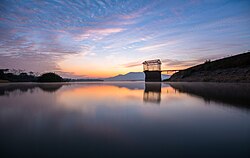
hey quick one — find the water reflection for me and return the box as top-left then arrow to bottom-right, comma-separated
0,82 -> 250,158
169,82 -> 250,110
0,83 -> 63,95
143,83 -> 161,104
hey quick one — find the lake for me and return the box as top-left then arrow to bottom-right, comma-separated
0,82 -> 250,158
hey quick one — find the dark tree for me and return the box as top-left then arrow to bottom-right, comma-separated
0,69 -> 9,80
37,73 -> 63,82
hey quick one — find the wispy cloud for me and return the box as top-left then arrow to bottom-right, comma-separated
75,28 -> 125,41
0,0 -> 250,77
123,61 -> 142,68
54,70 -> 88,79
162,58 -> 203,69
137,43 -> 167,51
123,58 -> 202,70
137,40 -> 179,51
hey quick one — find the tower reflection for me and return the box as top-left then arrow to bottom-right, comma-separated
143,83 -> 162,104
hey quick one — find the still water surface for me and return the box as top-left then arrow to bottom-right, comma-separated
0,82 -> 250,158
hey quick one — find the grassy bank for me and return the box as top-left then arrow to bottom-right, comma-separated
166,52 -> 250,82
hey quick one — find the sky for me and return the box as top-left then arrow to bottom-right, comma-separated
0,0 -> 250,78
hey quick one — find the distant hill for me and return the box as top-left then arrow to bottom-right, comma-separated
167,52 -> 250,82
105,72 -> 170,81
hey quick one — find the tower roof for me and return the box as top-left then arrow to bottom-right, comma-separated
142,59 -> 161,65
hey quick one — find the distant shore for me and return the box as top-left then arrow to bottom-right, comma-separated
0,80 -> 9,83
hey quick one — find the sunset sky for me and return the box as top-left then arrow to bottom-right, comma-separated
0,0 -> 250,78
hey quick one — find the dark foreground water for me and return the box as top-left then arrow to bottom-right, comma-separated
0,82 -> 250,158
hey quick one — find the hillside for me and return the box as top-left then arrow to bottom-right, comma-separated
167,52 -> 250,82
105,72 -> 170,81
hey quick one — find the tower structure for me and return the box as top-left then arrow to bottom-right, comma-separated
142,59 -> 162,82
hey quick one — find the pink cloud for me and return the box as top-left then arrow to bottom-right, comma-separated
123,61 -> 141,68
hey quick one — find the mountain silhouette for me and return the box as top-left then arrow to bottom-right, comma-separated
105,72 -> 170,81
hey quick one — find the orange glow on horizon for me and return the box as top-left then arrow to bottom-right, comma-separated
58,52 -> 193,78
60,65 -> 192,78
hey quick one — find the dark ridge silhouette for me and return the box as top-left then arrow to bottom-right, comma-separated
169,82 -> 250,110
167,52 -> 250,82
0,69 -> 37,82
0,69 -> 102,83
37,73 -> 63,82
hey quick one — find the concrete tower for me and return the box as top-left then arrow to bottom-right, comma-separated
142,59 -> 162,82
